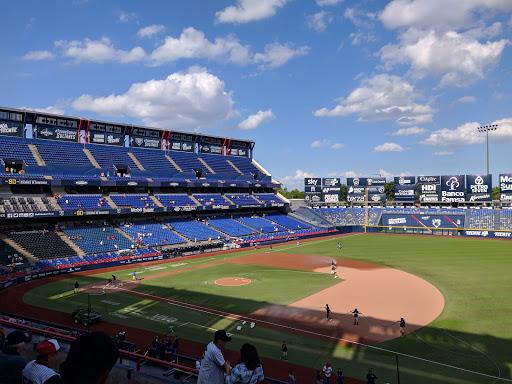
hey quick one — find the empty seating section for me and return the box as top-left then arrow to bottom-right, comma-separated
0,240 -> 27,266
238,228 -> 327,243
254,194 -> 285,204
8,230 -> 77,259
265,213 -> 311,229
35,141 -> 91,165
207,216 -> 254,236
165,218 -> 226,241
235,215 -> 285,233
200,154 -> 238,173
193,194 -> 230,206
87,145 -> 137,169
0,137 -> 37,165
469,209 -> 494,229
120,222 -> 186,246
131,149 -> 176,170
314,208 -> 359,226
167,151 -> 206,172
110,194 -> 156,208
62,226 -> 133,253
57,195 -> 109,210
228,157 -> 260,175
226,194 -> 260,205
155,194 -> 196,207
0,196 -> 55,213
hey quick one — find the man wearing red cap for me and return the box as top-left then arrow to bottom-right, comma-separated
22,339 -> 61,384
323,362 -> 333,383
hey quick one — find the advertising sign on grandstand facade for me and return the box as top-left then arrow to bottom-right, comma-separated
0,121 -> 24,138
90,132 -> 124,146
169,140 -> 194,152
228,147 -> 248,157
132,136 -> 161,149
466,175 -> 492,201
440,175 -> 466,202
499,174 -> 512,202
200,144 -> 223,155
36,125 -> 79,143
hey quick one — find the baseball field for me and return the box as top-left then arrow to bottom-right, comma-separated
15,233 -> 512,383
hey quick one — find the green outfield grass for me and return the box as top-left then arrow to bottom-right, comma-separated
23,234 -> 512,383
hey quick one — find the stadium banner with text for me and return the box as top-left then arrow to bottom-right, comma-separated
305,193 -> 322,203
60,179 -> 102,187
440,175 -> 465,202
365,177 -> 386,186
322,178 -> 341,187
115,180 -> 149,187
0,121 -> 24,137
499,174 -> 512,198
466,193 -> 492,202
1,177 -> 50,186
367,186 -> 386,194
158,180 -> 188,187
169,140 -> 195,152
394,176 -> 415,186
305,185 -> 322,193
382,214 -> 465,229
500,193 -> 512,202
228,147 -> 249,157
323,193 -> 340,203
347,177 -> 367,186
464,230 -> 512,238
347,195 -> 365,202
466,175 -> 492,197
131,136 -> 161,149
200,144 -> 223,155
417,176 -> 441,184
36,125 -> 79,143
368,193 -> 386,203
418,184 -> 440,194
347,186 -> 366,194
89,132 -> 124,146
347,177 -> 386,186
394,185 -> 415,201
304,177 -> 322,187
419,194 -> 439,202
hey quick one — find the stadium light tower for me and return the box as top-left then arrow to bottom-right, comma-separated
477,124 -> 498,175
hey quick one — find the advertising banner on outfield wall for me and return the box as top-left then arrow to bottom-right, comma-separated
368,193 -> 386,202
499,174 -> 512,195
382,214 -> 464,229
322,178 -> 341,187
0,121 -> 24,137
418,184 -> 440,194
304,178 -> 322,187
418,176 -> 441,184
419,194 -> 439,202
466,175 -> 492,195
323,193 -> 340,203
305,185 -> 321,193
305,193 -> 322,203
367,186 -> 386,194
440,175 -> 465,202
394,185 -> 415,201
394,176 -> 415,185
466,193 -> 492,202
500,193 -> 512,202
347,195 -> 365,202
347,177 -> 367,186
347,177 -> 386,186
347,186 -> 365,194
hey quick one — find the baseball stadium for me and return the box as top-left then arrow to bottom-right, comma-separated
0,106 -> 511,384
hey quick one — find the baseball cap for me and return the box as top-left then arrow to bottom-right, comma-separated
36,339 -> 60,355
5,330 -> 30,346
214,330 -> 232,342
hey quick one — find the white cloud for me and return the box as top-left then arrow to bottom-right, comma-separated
331,143 -> 344,149
380,0 -> 512,30
216,0 -> 289,24
455,96 -> 476,103
311,138 -> 331,148
492,118 -> 512,143
433,151 -> 453,156
56,37 -> 145,64
253,42 -> 309,69
238,109 -> 275,130
137,25 -> 166,38
378,169 -> 412,178
349,31 -> 378,45
306,11 -> 332,33
379,29 -> 510,87
420,121 -> 483,146
316,0 -> 343,6
72,67 -> 235,130
21,104 -> 66,115
22,50 -> 55,61
278,169 -> 316,189
344,7 -> 374,28
149,27 -> 251,66
392,126 -> 427,136
314,74 -> 433,126
119,11 -> 137,23
374,142 -> 404,152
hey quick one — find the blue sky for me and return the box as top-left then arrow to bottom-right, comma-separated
1,0 -> 511,189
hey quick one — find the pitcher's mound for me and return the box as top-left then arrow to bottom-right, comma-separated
215,277 -> 251,286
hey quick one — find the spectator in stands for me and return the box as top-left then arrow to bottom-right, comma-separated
60,331 -> 118,384
0,326 -> 5,348
0,330 -> 30,384
226,343 -> 264,384
323,362 -> 332,383
172,335 -> 179,354
197,330 -> 232,384
22,339 -> 61,384
288,370 -> 296,384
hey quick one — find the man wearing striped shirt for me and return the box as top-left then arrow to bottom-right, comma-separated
22,339 -> 61,384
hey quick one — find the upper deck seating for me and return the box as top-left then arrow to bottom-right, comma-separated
164,218 -> 226,241
155,194 -> 197,207
119,221 -> 186,246
253,194 -> 285,204
0,137 -> 37,165
87,145 -> 137,169
225,194 -> 260,205
35,141 -> 91,166
265,213 -> 311,229
57,195 -> 109,210
63,226 -> 133,253
207,216 -> 254,236
131,149 -> 177,170
193,194 -> 231,206
199,154 -> 238,173
235,215 -> 286,233
167,151 -> 207,172
110,194 -> 157,208
8,230 -> 77,260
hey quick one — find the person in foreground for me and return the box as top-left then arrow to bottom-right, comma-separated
0,330 -> 30,384
60,332 -> 119,384
22,339 -> 61,384
226,343 -> 264,384
197,329 -> 232,384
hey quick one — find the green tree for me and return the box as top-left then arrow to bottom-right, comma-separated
289,189 -> 305,199
492,186 -> 500,201
385,181 -> 395,201
340,184 -> 347,201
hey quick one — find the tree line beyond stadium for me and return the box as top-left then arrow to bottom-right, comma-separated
304,175 -> 512,203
